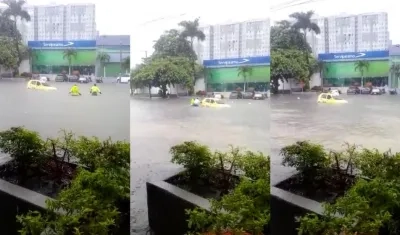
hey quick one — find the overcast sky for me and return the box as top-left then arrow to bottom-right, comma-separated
6,0 -> 396,67
271,0 -> 397,42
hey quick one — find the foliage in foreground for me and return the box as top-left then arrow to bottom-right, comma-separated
0,126 -> 130,235
169,141 -> 270,234
281,141 -> 400,235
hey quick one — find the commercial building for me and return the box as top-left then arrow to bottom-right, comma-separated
318,51 -> 389,87
28,40 -> 97,75
0,3 -> 96,44
193,19 -> 270,92
389,45 -> 400,88
27,35 -> 130,77
203,56 -> 270,92
307,12 -> 389,56
96,35 -> 130,77
193,19 -> 270,61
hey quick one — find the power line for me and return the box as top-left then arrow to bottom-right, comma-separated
271,0 -> 327,12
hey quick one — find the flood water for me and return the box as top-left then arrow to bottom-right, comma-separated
271,93 -> 400,184
130,97 -> 269,234
0,80 -> 129,140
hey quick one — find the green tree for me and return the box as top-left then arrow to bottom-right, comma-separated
0,10 -> 20,38
153,29 -> 195,59
290,11 -> 320,81
179,18 -> 206,89
63,48 -> 77,75
354,60 -> 370,87
270,49 -> 309,93
0,37 -> 18,75
122,56 -> 130,71
131,57 -> 192,98
2,0 -> 31,72
390,63 -> 400,88
237,66 -> 253,92
271,20 -> 311,52
96,52 -> 110,77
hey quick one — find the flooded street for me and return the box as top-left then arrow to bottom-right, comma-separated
271,93 -> 400,184
0,80 -> 129,140
130,97 -> 269,234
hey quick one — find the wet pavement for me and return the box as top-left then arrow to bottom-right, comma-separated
130,97 -> 269,234
0,80 -> 129,140
271,93 -> 400,184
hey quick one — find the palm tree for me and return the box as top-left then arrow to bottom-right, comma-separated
96,52 -> 110,77
354,60 -> 370,87
63,48 -> 77,75
179,18 -> 206,88
290,11 -> 320,81
2,0 -> 31,72
390,63 -> 400,88
237,66 -> 253,92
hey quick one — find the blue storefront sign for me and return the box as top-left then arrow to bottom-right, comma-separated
28,40 -> 96,48
318,50 -> 389,61
203,56 -> 270,67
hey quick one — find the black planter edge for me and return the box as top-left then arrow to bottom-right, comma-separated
0,178 -> 53,209
270,172 -> 324,235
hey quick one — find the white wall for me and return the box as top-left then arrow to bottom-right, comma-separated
278,74 -> 322,90
19,59 -> 30,73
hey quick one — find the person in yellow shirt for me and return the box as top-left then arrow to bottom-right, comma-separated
90,84 -> 101,95
69,84 -> 81,96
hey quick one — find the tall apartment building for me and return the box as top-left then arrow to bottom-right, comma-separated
307,12 -> 389,55
0,3 -> 96,43
193,18 -> 270,62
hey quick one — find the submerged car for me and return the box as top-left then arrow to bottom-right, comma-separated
371,87 -> 382,95
229,91 -> 242,99
317,93 -> 348,104
253,92 -> 265,100
360,87 -> 371,94
55,74 -> 68,82
201,98 -> 230,108
27,80 -> 57,91
347,86 -> 360,95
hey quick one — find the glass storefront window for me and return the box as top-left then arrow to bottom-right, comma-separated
324,77 -> 388,87
207,82 -> 269,92
32,65 -> 95,75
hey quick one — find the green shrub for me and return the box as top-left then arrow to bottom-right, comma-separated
15,130 -> 130,235
185,145 -> 270,235
0,127 -> 45,179
170,141 -> 214,180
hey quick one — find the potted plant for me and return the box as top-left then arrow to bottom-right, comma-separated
147,141 -> 270,235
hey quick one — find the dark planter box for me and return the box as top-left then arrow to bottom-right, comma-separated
0,159 -> 130,235
147,173 -> 270,235
270,173 -> 324,235
0,177 -> 51,235
271,173 -> 390,235
147,180 -> 212,235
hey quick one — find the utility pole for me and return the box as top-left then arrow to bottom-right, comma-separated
119,39 -> 123,75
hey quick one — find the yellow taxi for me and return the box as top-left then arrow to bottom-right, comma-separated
201,98 -> 230,108
317,93 -> 348,104
27,80 -> 57,91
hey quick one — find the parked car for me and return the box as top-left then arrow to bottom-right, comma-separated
116,74 -> 130,83
96,77 -> 104,83
360,87 -> 371,94
347,86 -> 360,94
79,76 -> 90,83
379,87 -> 386,94
229,91 -> 242,99
242,92 -> 254,99
68,75 -> 79,83
253,92 -> 265,100
214,93 -> 224,99
55,74 -> 68,82
371,87 -> 382,95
